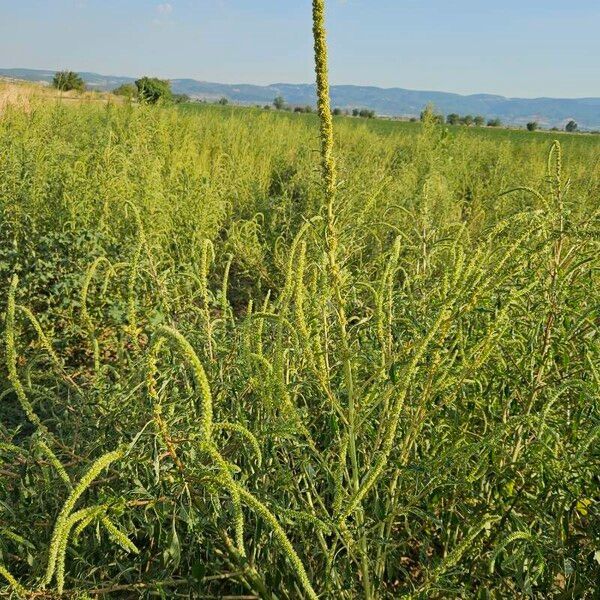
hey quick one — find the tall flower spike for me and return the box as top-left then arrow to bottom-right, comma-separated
312,0 -> 337,201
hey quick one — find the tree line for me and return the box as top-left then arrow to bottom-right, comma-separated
50,71 -> 583,132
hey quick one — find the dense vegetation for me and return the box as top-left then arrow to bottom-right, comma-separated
52,71 -> 86,93
0,82 -> 599,598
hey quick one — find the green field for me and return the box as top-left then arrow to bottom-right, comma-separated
0,98 -> 599,598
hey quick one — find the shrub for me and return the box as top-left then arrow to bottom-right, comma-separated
527,121 -> 539,131
112,83 -> 137,100
52,71 -> 85,92
173,93 -> 190,104
135,77 -> 173,104
565,120 -> 578,133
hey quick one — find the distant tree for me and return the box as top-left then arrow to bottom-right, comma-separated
294,106 -> 304,113
352,108 -> 360,117
332,107 -> 342,116
304,105 -> 313,113
461,114 -> 474,126
173,93 -> 190,104
409,117 -> 418,122
52,70 -> 85,92
565,120 -> 578,133
273,95 -> 285,110
446,113 -> 460,125
474,115 -> 485,127
526,121 -> 539,131
112,83 -> 137,100
487,118 -> 502,127
263,104 -> 271,110
359,109 -> 375,118
216,97 -> 228,105
135,77 -> 172,104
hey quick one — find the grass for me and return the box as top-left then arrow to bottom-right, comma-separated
0,22 -> 599,597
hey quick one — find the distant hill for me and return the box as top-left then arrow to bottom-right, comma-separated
2,67 -> 599,130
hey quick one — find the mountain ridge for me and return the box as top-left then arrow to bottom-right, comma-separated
2,67 -> 599,129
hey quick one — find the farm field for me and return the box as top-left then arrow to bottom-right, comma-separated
0,90 -> 599,599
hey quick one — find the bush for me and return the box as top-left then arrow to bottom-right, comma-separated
565,120 -> 578,133
527,121 -> 539,131
52,71 -> 85,92
112,83 -> 137,100
487,118 -> 502,127
447,113 -> 460,125
135,77 -> 173,105
273,95 -> 285,110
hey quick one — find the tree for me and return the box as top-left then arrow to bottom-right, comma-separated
52,70 -> 85,92
446,113 -> 460,125
173,94 -> 190,104
218,97 -> 229,105
474,115 -> 485,127
565,120 -> 578,133
273,95 -> 285,110
332,107 -> 342,116
526,121 -> 539,131
352,108 -> 360,117
487,118 -> 502,127
112,83 -> 137,100
461,114 -> 474,126
135,77 -> 172,104
359,109 -> 375,118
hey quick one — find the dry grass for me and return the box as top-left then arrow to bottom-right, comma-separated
0,78 -> 124,114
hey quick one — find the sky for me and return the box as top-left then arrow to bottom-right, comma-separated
1,0 -> 599,99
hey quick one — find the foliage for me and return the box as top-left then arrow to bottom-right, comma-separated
527,121 -> 539,131
135,76 -> 173,105
0,33 -> 599,600
566,119 -> 578,133
112,83 -> 137,100
52,70 -> 85,92
420,104 -> 444,124
273,95 -> 286,110
447,113 -> 460,125
173,93 -> 190,104
488,117 -> 502,127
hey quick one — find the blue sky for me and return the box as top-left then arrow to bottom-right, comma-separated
1,0 -> 599,98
